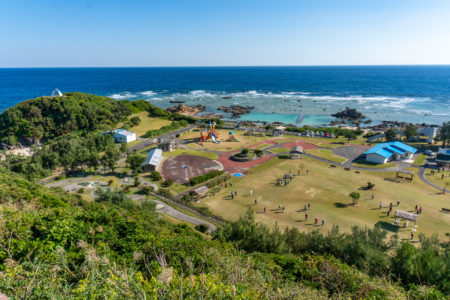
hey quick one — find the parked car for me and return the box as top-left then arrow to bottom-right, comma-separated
424,150 -> 435,156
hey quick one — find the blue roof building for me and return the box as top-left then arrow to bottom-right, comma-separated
364,142 -> 417,164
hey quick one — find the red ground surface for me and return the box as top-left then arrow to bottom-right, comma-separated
161,155 -> 223,183
283,141 -> 317,150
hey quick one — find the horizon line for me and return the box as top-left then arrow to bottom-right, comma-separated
1,64 -> 450,69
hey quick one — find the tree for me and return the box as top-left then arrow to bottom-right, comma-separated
102,146 -> 121,172
403,124 -> 418,141
343,131 -> 357,142
384,129 -> 396,142
130,116 -> 141,126
438,121 -> 450,146
126,154 -> 145,174
349,192 -> 360,205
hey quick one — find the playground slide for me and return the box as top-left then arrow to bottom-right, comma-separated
211,133 -> 220,143
233,137 -> 239,142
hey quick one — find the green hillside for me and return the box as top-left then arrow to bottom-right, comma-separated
0,167 -> 441,299
0,92 -> 131,144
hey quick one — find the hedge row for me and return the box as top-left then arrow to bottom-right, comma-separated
189,170 -> 224,186
144,120 -> 189,138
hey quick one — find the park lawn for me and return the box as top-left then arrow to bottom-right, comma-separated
309,142 -> 346,149
180,129 -> 269,151
269,147 -> 290,154
251,142 -> 273,150
162,149 -> 219,160
413,154 -> 427,166
352,159 -> 397,169
195,155 -> 450,241
168,182 -> 190,195
425,169 -> 450,189
118,111 -> 172,137
306,149 -> 347,164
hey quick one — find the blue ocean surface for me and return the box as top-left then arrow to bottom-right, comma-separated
0,66 -> 449,126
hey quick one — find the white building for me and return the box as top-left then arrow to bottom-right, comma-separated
364,141 -> 417,164
417,127 -> 439,144
114,129 -> 136,143
142,148 -> 163,172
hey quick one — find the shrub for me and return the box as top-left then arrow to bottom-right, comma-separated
189,170 -> 224,186
254,149 -> 264,157
150,171 -> 162,181
366,182 -> 375,189
157,188 -> 174,199
95,188 -> 129,205
78,188 -> 85,193
134,177 -> 141,187
349,192 -> 361,205
107,179 -> 114,186
163,178 -> 174,187
141,185 -> 155,195
241,148 -> 250,155
195,224 -> 209,233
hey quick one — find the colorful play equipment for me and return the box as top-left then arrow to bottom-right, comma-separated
228,130 -> 239,142
200,121 -> 220,144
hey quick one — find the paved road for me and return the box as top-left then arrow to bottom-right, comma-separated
128,124 -> 196,153
127,195 -> 217,232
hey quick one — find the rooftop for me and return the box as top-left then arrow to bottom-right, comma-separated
115,129 -> 135,137
143,148 -> 162,166
364,141 -> 417,158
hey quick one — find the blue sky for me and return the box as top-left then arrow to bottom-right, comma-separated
1,0 -> 450,67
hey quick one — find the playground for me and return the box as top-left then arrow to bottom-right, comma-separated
195,155 -> 450,240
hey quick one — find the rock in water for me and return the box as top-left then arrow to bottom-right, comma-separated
331,107 -> 365,120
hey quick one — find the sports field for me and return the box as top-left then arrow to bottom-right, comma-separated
196,156 -> 450,240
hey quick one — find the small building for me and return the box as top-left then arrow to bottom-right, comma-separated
417,127 -> 439,144
436,148 -> 450,168
272,126 -> 285,137
142,148 -> 163,172
290,145 -> 304,159
114,129 -> 136,143
192,185 -> 209,198
158,138 -> 175,152
364,141 -> 417,164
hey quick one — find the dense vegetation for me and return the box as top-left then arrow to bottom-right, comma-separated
0,168 -> 443,299
1,132 -> 124,179
143,120 -> 189,138
0,92 -> 132,144
189,170 -> 224,186
215,209 -> 449,297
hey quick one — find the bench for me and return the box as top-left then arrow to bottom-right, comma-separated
330,165 -> 336,168
442,208 -> 450,213
344,167 -> 351,171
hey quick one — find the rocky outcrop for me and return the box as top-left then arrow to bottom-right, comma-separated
331,107 -> 365,120
218,105 -> 255,118
166,104 -> 205,116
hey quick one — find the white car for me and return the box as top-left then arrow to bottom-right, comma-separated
424,150 -> 434,156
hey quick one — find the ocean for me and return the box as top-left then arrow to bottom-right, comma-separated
0,66 -> 449,126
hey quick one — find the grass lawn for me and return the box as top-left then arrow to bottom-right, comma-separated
181,129 -> 268,151
352,159 -> 397,169
269,147 -> 290,154
252,142 -> 273,150
306,149 -> 347,164
163,149 -> 219,160
413,154 -> 427,166
310,142 -> 346,149
118,111 -> 171,137
195,156 -> 450,240
425,169 -> 450,189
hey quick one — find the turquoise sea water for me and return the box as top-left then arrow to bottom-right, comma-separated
1,66 -> 449,126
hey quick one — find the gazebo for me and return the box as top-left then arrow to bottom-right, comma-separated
290,146 -> 304,159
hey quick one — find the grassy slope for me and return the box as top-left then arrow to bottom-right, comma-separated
425,169 -> 450,189
0,167 -> 411,299
119,111 -> 171,137
196,156 -> 450,240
